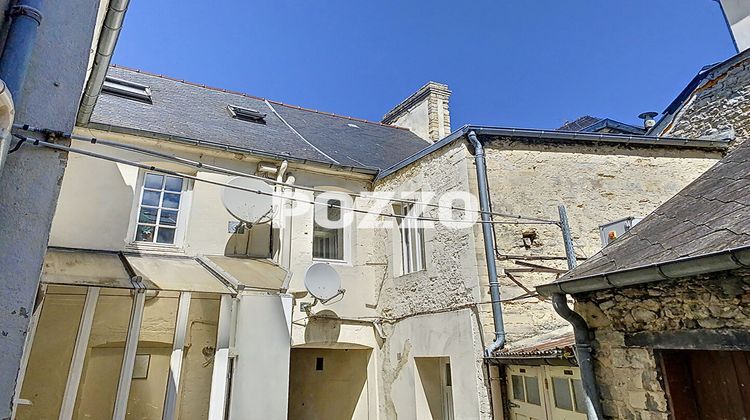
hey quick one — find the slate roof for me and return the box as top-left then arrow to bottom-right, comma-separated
87,66 -> 430,170
549,138 -> 750,284
557,115 -> 602,132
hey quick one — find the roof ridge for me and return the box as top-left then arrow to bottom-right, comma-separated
109,64 -> 411,131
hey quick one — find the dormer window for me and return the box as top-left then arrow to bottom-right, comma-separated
102,77 -> 152,103
228,104 -> 266,124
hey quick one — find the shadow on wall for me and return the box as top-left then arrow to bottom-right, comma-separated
304,310 -> 342,345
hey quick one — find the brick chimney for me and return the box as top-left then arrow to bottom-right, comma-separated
717,0 -> 750,52
382,82 -> 451,143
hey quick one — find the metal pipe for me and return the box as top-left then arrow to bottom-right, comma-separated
552,293 -> 603,419
467,131 -> 506,355
0,0 -> 41,176
556,204 -> 603,419
76,0 -> 130,125
0,0 -> 43,101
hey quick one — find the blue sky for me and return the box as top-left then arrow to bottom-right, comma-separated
113,1 -> 736,130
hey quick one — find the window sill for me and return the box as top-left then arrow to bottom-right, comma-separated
126,242 -> 185,256
312,258 -> 351,267
396,268 -> 427,278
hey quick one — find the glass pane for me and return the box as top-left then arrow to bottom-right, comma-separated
511,375 -> 525,402
73,289 -> 133,419
164,176 -> 183,192
313,227 -> 343,260
177,295 -> 221,419
156,227 -> 176,244
525,376 -> 541,405
136,224 -> 155,242
573,378 -> 587,413
142,190 -> 161,206
138,207 -> 158,224
125,292 -> 179,419
327,199 -> 341,222
160,210 -> 178,226
16,290 -> 86,420
144,173 -> 164,189
162,192 -> 181,209
552,377 -> 574,411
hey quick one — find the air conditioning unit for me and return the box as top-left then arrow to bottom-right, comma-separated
599,217 -> 642,247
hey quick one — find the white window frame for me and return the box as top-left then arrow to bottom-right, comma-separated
395,201 -> 426,275
311,193 -> 352,264
128,170 -> 192,248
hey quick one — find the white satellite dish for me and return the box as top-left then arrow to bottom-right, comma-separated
304,263 -> 344,302
222,177 -> 275,225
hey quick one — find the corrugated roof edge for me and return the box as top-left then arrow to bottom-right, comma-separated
107,64 -> 412,131
536,244 -> 750,297
85,122 -> 380,175
374,125 -> 730,181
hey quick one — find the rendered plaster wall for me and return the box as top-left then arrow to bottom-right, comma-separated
662,54 -> 750,143
478,141 -> 721,347
0,0 -> 101,414
574,270 -> 750,419
390,100 -> 430,141
373,143 -> 492,419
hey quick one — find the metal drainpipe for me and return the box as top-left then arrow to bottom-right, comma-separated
76,0 -> 130,125
467,131 -> 506,355
0,0 -> 42,176
556,205 -> 603,419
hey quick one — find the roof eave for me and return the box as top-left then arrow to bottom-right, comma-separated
537,245 -> 750,297
84,122 -> 380,176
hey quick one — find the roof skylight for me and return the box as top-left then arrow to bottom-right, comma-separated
228,105 -> 266,124
101,76 -> 152,103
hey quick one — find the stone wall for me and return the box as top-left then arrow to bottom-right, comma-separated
662,55 -> 750,144
478,140 -> 721,347
574,270 -> 750,419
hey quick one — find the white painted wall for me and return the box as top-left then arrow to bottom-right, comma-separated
229,293 -> 293,420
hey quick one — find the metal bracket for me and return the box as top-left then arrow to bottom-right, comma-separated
8,5 -> 42,25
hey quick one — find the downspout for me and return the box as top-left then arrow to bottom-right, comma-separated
76,0 -> 130,125
555,205 -> 603,419
276,160 -> 294,270
551,294 -> 603,419
0,0 -> 42,175
467,131 -> 506,355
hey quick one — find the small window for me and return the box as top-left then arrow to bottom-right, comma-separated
315,357 -> 324,371
395,202 -> 426,275
227,104 -> 266,124
313,196 -> 347,261
572,378 -> 587,413
524,376 -> 541,405
511,375 -> 525,401
102,77 -> 152,103
134,172 -> 187,245
552,377 -> 574,411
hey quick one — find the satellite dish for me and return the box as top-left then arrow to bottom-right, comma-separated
304,263 -> 343,302
222,177 -> 275,225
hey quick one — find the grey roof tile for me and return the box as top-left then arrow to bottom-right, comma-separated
88,66 -> 430,170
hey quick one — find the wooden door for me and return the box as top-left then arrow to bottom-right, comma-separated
506,365 -> 548,420
660,350 -> 750,419
542,366 -> 588,420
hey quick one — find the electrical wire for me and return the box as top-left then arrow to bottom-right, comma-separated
13,123 -> 559,225
25,137 -> 557,226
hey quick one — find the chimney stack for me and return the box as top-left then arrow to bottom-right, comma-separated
716,0 -> 750,52
382,82 -> 451,143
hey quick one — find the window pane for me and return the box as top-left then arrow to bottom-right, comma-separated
525,376 -> 541,405
144,173 -> 164,189
162,193 -> 181,209
136,225 -> 155,242
164,176 -> 183,192
142,190 -> 161,206
156,227 -> 176,244
511,375 -> 525,402
138,208 -> 158,224
160,210 -> 178,226
552,377 -> 574,411
327,199 -> 341,222
572,378 -> 587,413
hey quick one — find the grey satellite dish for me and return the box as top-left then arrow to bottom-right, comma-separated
222,177 -> 275,225
304,263 -> 344,303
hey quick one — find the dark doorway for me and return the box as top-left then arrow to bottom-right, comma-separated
659,350 -> 750,420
